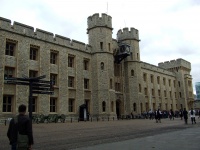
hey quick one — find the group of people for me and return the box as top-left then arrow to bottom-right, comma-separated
148,108 -> 199,124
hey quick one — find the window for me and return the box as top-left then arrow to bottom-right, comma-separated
133,103 -> 137,111
110,79 -> 112,89
163,78 -> 166,85
28,97 -> 37,112
102,101 -> 106,112
115,83 -> 120,92
152,89 -> 154,96
4,67 -> 15,78
175,92 -> 177,98
68,99 -> 75,112
131,70 -> 134,76
29,70 -> 38,78
6,41 -> 15,56
178,81 -> 181,87
157,76 -> 160,84
84,78 -> 89,89
101,62 -> 104,70
83,59 -> 89,70
139,84 -> 141,92
30,47 -> 38,60
179,92 -> 182,98
85,99 -> 90,113
169,79 -> 171,86
50,74 -> 57,86
174,80 -> 176,87
144,88 -> 147,95
164,90 -> 167,97
68,56 -> 74,67
50,52 -> 57,64
100,42 -> 103,50
108,43 -> 111,51
169,91 -> 172,98
111,101 -> 114,112
150,75 -> 154,83
3,95 -> 13,112
143,73 -> 147,82
50,98 -> 57,112
68,76 -> 74,88
158,90 -> 161,96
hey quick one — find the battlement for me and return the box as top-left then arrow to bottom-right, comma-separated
117,27 -> 139,42
0,16 -> 92,53
158,58 -> 191,70
87,13 -> 112,31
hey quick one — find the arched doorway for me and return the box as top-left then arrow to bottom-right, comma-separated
116,100 -> 121,119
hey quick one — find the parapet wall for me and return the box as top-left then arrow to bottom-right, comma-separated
117,27 -> 139,42
87,13 -> 112,30
0,17 -> 91,53
141,62 -> 175,76
158,58 -> 191,70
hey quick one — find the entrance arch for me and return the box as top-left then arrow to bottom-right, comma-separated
116,100 -> 121,119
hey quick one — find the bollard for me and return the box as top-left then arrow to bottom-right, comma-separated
71,118 -> 72,123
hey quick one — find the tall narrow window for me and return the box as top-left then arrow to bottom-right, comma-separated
139,84 -> 141,92
143,73 -> 147,82
4,67 -> 15,78
68,76 -> 74,88
50,98 -> 57,112
101,62 -> 104,70
158,90 -> 161,96
100,42 -> 103,50
6,41 -> 15,56
144,88 -> 147,95
50,52 -> 57,64
30,47 -> 38,60
102,101 -> 106,112
174,80 -> 176,87
68,55 -> 74,67
164,90 -> 167,97
108,43 -> 111,51
83,59 -> 89,70
84,78 -> 89,89
110,79 -> 112,89
28,97 -> 37,112
111,101 -> 114,112
68,99 -> 75,112
169,79 -> 171,86
157,76 -> 160,84
163,78 -> 166,85
150,75 -> 154,83
133,103 -> 137,111
178,81 -> 181,87
3,95 -> 13,112
50,74 -> 57,86
131,70 -> 134,76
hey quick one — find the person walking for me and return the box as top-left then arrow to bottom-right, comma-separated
189,108 -> 196,124
179,109 -> 183,120
183,108 -> 188,124
155,109 -> 162,123
7,104 -> 34,150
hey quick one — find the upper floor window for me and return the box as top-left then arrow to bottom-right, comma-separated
174,80 -> 176,87
50,52 -> 58,64
163,78 -> 166,85
100,42 -> 103,50
28,97 -> 37,113
29,70 -> 38,78
68,76 -> 74,88
68,98 -> 75,112
30,47 -> 38,60
4,67 -> 15,78
110,79 -> 112,89
168,79 -> 171,86
139,84 -> 141,92
102,101 -> 106,112
144,88 -> 147,95
108,43 -> 111,51
143,73 -> 147,82
178,81 -> 181,87
84,78 -> 89,89
6,41 -> 16,56
68,55 -> 74,67
101,62 -> 104,70
83,59 -> 89,70
157,76 -> 160,84
50,73 -> 57,86
131,70 -> 134,76
150,75 -> 154,83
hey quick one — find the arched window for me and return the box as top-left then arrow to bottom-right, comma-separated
133,103 -> 136,112
101,62 -> 104,70
131,69 -> 134,76
102,101 -> 106,112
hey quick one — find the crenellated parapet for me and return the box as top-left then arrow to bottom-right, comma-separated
0,16 -> 91,53
158,58 -> 191,70
87,13 -> 112,31
117,27 -> 139,42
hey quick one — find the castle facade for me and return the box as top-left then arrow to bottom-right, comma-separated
0,13 -> 194,119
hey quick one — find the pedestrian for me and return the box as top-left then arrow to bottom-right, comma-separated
7,104 -> 34,150
198,109 -> 200,119
169,109 -> 174,120
155,109 -> 162,123
183,108 -> 188,124
148,109 -> 152,120
179,109 -> 183,120
189,108 -> 196,124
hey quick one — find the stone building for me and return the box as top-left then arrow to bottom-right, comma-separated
0,13 -> 194,119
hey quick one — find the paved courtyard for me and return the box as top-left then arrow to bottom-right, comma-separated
0,118 -> 199,150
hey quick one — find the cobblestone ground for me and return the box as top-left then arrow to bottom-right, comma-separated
0,118 -> 198,150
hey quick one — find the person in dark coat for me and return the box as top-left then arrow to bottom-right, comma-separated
183,108 -> 188,124
7,104 -> 34,150
155,109 -> 162,123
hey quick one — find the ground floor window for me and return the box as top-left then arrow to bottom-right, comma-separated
50,98 -> 57,112
3,95 -> 13,112
69,99 -> 75,112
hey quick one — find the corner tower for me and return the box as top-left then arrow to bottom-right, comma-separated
87,13 -> 115,117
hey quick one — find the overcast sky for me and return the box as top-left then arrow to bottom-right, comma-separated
0,0 -> 200,93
